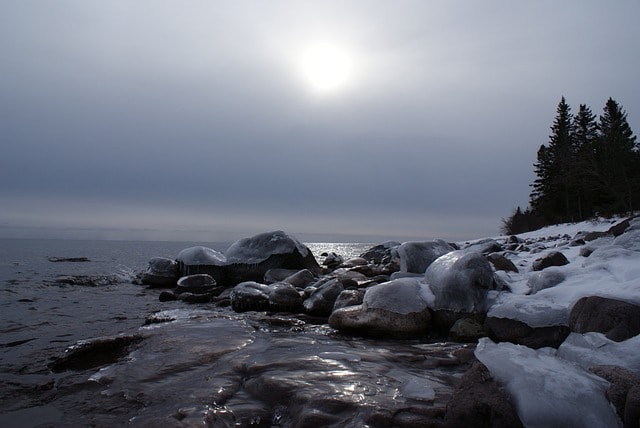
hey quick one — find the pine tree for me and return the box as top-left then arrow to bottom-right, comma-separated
593,98 -> 639,213
530,97 -> 576,223
570,104 -> 599,219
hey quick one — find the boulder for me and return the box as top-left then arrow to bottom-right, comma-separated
532,251 -> 569,271
486,253 -> 518,273
444,361 -> 523,428
281,269 -> 316,288
484,316 -> 570,349
229,281 -> 303,313
425,251 -> 495,313
175,274 -> 217,295
449,318 -> 485,343
141,257 -> 180,287
589,365 -> 640,423
225,231 -> 322,285
328,278 -> 432,336
392,240 -> 454,274
359,241 -> 400,264
176,246 -> 226,283
303,278 -> 344,317
569,296 -> 640,342
333,289 -> 365,311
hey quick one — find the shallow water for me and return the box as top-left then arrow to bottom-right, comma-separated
0,239 -> 471,427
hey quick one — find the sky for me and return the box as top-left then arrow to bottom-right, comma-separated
1,1 -> 639,243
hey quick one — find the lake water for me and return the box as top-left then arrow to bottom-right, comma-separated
0,239 -> 471,427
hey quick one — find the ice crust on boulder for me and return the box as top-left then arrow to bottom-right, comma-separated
475,338 -> 621,428
225,230 -> 309,264
557,332 -> 640,375
363,278 -> 435,314
176,246 -> 226,266
392,240 -> 454,273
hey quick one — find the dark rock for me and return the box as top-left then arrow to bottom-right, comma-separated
444,360 -> 523,428
583,231 -> 610,241
48,256 -> 91,263
333,289 -> 365,310
303,278 -> 344,317
50,275 -> 121,287
449,318 -> 485,343
359,241 -> 400,264
431,310 -> 485,333
532,251 -> 569,271
322,252 -> 344,269
49,334 -> 144,372
230,281 -> 272,312
580,246 -> 595,257
589,365 -> 640,422
175,274 -> 216,294
176,246 -> 227,284
570,238 -> 586,246
484,317 -> 570,349
141,257 -> 180,288
263,268 -> 300,284
268,283 -> 303,312
486,253 -> 518,273
159,291 -> 178,302
281,269 -> 315,288
626,385 -> 640,428
609,217 -> 633,237
463,239 -> 503,255
179,292 -> 215,303
569,296 -> 640,342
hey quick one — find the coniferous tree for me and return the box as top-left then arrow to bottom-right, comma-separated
530,97 -> 576,223
570,104 -> 599,219
593,98 -> 639,213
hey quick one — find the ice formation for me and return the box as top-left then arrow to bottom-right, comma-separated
225,230 -> 309,264
176,246 -> 226,266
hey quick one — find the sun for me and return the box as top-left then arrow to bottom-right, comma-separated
301,44 -> 351,92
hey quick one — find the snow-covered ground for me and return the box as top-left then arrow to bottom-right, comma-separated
470,216 -> 640,427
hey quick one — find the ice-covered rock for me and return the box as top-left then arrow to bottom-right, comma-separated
141,257 -> 180,287
225,231 -> 321,285
328,278 -> 433,336
392,240 -> 454,274
176,246 -> 227,281
557,332 -> 640,375
475,338 -> 621,428
425,251 -> 494,313
527,268 -> 565,295
175,274 -> 217,295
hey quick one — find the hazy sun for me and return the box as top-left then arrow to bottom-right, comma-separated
301,44 -> 351,92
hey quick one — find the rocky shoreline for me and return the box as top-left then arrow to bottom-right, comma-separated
49,217 -> 640,426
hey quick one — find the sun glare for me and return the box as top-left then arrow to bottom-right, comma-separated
301,44 -> 351,93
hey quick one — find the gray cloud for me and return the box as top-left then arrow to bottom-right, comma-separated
1,1 -> 639,242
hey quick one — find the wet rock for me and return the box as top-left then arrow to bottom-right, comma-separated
230,281 -> 272,312
393,240 -> 454,273
303,278 -> 344,317
425,251 -> 495,313
50,275 -> 121,287
486,253 -> 518,273
322,252 -> 344,269
609,217 -> 634,237
449,318 -> 485,343
532,251 -> 569,271
268,282 -> 303,312
444,360 -> 523,428
175,274 -> 216,294
280,269 -> 315,288
49,334 -> 144,372
159,291 -> 178,302
141,257 -> 180,287
626,385 -> 640,428
328,278 -> 431,336
179,292 -> 215,303
462,239 -> 503,255
263,268 -> 300,284
359,241 -> 400,264
333,289 -> 365,311
484,316 -> 570,349
569,296 -> 640,342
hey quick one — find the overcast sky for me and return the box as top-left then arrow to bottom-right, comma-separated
1,1 -> 638,243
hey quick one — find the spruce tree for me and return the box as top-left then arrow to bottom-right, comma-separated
571,104 -> 599,219
593,98 -> 639,213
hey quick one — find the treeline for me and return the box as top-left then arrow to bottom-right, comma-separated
502,97 -> 638,235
